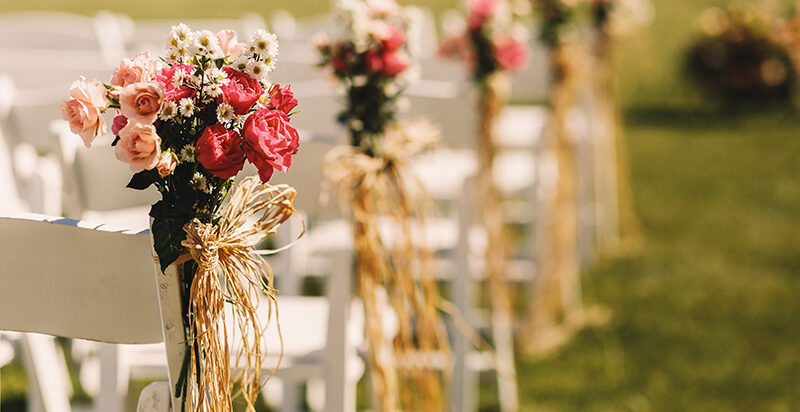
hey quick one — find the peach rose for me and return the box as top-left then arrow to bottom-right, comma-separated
156,151 -> 178,177
119,82 -> 163,124
115,122 -> 161,172
110,52 -> 160,87
60,76 -> 108,147
216,30 -> 246,60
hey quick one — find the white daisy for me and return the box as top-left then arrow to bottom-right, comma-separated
191,172 -> 209,193
246,60 -> 269,80
231,55 -> 250,72
216,103 -> 236,124
249,30 -> 279,59
205,84 -> 224,99
172,68 -> 189,88
159,100 -> 178,121
178,98 -> 196,117
179,144 -> 196,162
190,29 -> 222,59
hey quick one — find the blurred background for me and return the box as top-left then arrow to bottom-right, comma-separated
2,0 -> 800,411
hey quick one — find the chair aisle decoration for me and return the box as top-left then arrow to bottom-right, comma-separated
439,0 -> 532,410
60,23 -> 302,411
316,1 -> 450,411
515,0 -> 589,353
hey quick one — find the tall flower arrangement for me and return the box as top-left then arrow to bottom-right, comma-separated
61,24 -> 301,411
439,1 -> 532,410
317,1 -> 450,411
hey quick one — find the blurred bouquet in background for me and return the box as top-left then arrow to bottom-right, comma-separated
438,0 -> 531,84
686,1 -> 795,104
315,0 -> 423,151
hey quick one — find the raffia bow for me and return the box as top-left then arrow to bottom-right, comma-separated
179,176 -> 300,412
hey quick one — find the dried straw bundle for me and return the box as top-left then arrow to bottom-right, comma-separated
178,177 -> 299,411
324,120 -> 451,412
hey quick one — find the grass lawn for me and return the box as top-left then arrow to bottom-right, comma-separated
4,0 -> 800,410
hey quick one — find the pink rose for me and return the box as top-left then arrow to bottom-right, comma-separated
382,51 -> 409,77
221,66 -> 264,115
60,76 -> 108,147
156,64 -> 197,102
110,52 -> 160,87
382,26 -> 405,51
119,82 -> 163,124
156,151 -> 177,177
367,0 -> 400,16
365,51 -> 384,73
242,109 -> 300,183
111,112 -> 128,135
216,30 -> 246,60
115,122 -> 161,172
494,37 -> 530,72
268,84 -> 298,115
468,0 -> 498,30
196,123 -> 246,179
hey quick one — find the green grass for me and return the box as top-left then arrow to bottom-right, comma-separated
517,108 -> 800,411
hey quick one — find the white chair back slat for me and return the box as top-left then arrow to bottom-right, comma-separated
0,214 -> 163,345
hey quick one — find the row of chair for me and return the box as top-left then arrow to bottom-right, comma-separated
0,8 -> 616,412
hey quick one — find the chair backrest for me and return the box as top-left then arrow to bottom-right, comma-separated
0,214 -> 163,345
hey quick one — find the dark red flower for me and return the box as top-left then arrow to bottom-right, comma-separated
268,84 -> 299,115
220,66 -> 264,114
196,123 -> 246,179
242,108 -> 300,183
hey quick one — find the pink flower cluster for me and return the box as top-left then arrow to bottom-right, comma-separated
61,26 -> 300,184
316,0 -> 412,80
439,0 -> 531,76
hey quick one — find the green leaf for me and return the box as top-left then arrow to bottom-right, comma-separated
127,170 -> 158,190
149,205 -> 188,272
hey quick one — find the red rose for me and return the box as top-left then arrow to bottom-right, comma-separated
382,26 -> 405,51
365,51 -> 384,73
242,108 -> 300,183
268,84 -> 299,115
156,64 -> 196,101
196,123 -> 246,179
221,66 -> 264,115
382,51 -> 409,77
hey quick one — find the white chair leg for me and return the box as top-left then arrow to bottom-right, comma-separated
279,381 -> 301,412
21,333 -> 72,412
452,179 -> 478,412
97,343 -> 126,412
323,251 -> 355,412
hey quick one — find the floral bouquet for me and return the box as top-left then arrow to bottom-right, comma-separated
61,23 -> 301,411
439,0 -> 531,84
314,0 -> 421,153
316,1 -> 450,411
